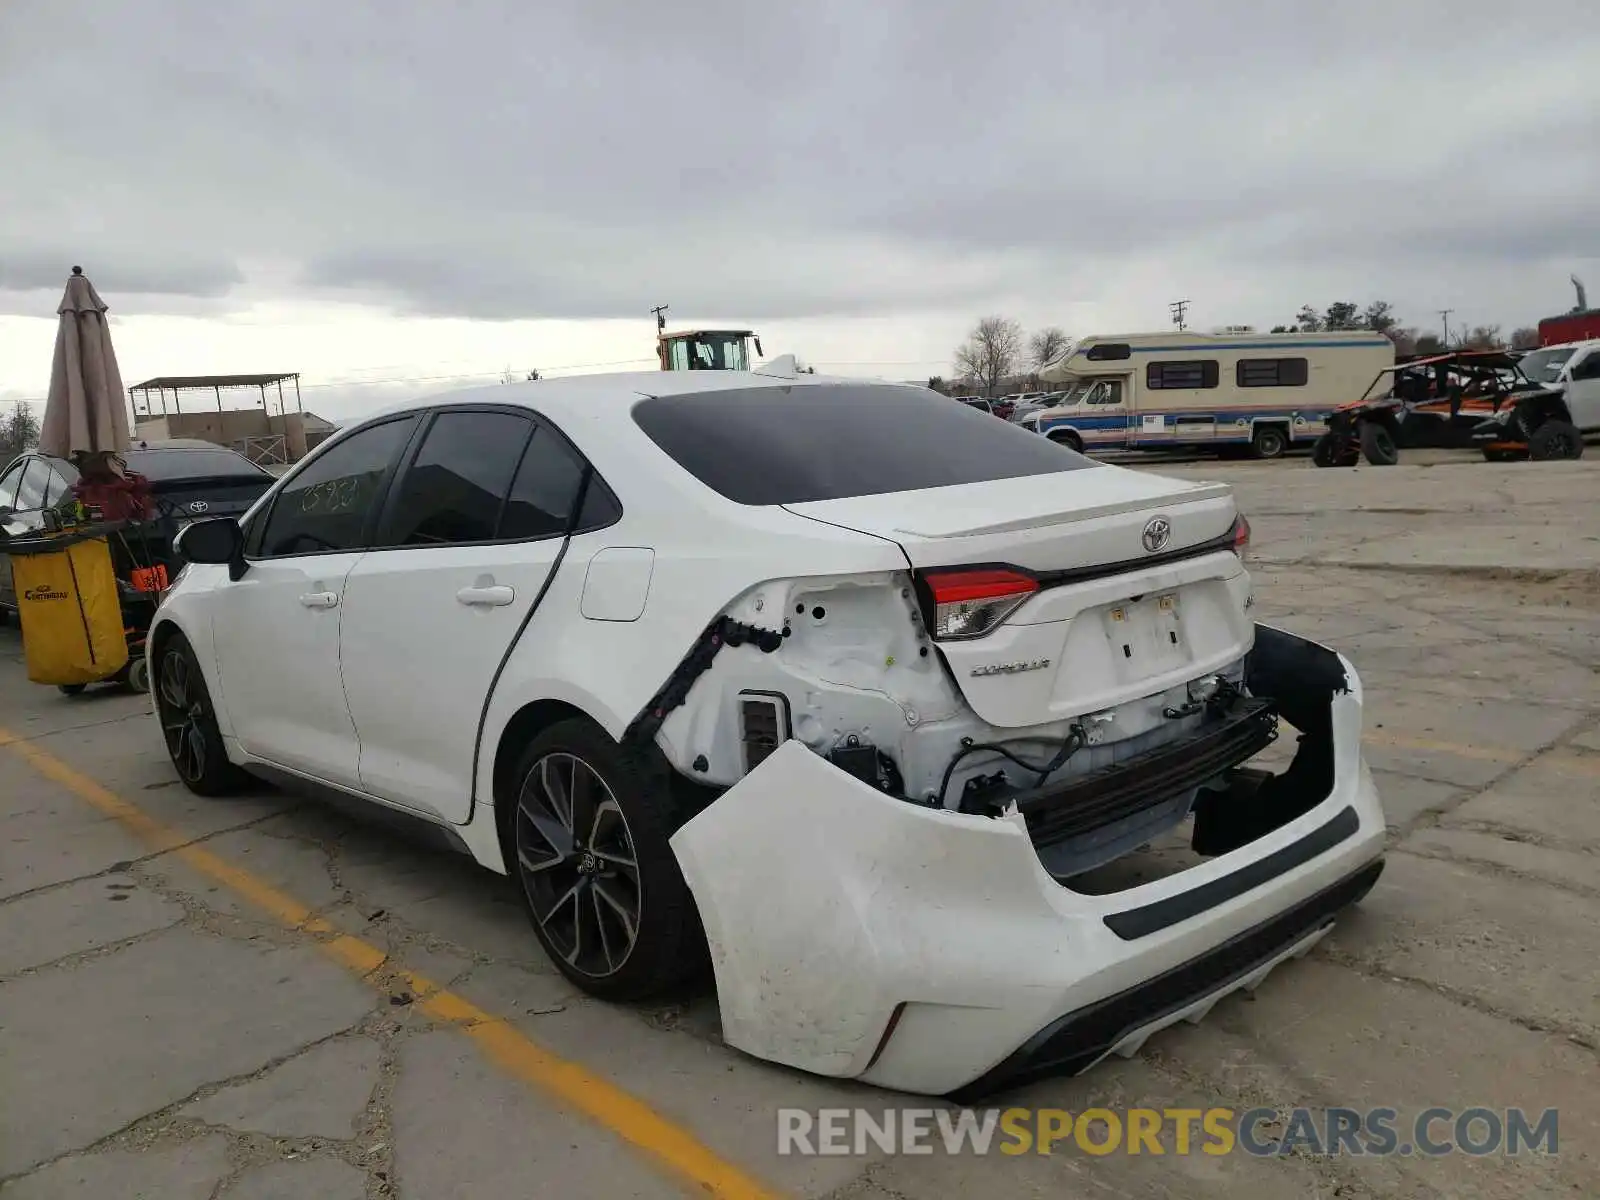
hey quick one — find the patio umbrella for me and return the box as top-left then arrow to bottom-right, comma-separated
39,266 -> 131,472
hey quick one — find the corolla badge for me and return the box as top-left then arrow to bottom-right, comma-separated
1141,515 -> 1172,553
189,500 -> 209,513
970,658 -> 1052,677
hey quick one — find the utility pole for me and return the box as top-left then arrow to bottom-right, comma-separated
1438,309 -> 1455,346
651,304 -> 670,333
1169,300 -> 1190,332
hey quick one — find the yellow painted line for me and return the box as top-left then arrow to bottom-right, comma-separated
0,728 -> 785,1200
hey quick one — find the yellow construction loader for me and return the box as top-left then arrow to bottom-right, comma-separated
653,305 -> 763,371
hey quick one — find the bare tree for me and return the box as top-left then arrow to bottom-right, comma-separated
953,316 -> 1024,398
1,402 -> 41,467
1385,327 -> 1420,357
1510,327 -> 1541,350
1415,332 -> 1447,355
1028,326 -> 1071,372
1461,324 -> 1504,351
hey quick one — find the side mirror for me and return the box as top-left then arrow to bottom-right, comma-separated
175,516 -> 246,578
753,336 -> 764,358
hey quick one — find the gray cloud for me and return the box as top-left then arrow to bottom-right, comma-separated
0,250 -> 243,305
1,0 -> 1597,333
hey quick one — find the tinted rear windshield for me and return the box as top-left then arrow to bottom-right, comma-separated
631,384 -> 1093,505
128,448 -> 270,482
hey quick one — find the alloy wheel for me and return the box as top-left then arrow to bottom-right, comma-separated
156,648 -> 207,783
514,752 -> 642,979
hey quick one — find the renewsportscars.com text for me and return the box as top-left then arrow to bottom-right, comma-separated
776,1106 -> 1560,1158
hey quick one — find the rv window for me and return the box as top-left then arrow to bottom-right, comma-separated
1237,357 -> 1310,388
1085,343 -> 1132,361
1085,380 -> 1123,405
1146,360 -> 1219,390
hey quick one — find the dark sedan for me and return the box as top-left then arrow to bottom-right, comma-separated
0,439 -> 274,615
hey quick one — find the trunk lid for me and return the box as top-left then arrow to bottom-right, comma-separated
781,464 -> 1235,571
783,465 -> 1253,729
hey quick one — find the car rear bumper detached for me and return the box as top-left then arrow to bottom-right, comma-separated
668,625 -> 1386,1098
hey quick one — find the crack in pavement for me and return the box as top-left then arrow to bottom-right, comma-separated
1314,948 -> 1599,1055
0,803 -> 306,908
1388,842 -> 1600,902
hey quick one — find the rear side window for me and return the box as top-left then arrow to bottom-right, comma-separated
14,460 -> 48,510
1146,360 -> 1220,390
500,427 -> 591,539
257,417 -> 417,557
0,461 -> 25,510
378,410 -> 534,546
631,384 -> 1094,505
1236,357 -> 1309,388
129,448 -> 269,481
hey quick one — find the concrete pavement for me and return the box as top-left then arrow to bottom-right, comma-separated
2,452 -> 1597,1198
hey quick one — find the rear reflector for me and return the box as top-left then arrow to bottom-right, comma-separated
921,567 -> 1039,640
1232,515 -> 1251,553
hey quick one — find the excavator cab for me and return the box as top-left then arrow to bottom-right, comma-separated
652,308 -> 762,371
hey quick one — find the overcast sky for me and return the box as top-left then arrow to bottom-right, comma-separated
3,0 -> 1598,420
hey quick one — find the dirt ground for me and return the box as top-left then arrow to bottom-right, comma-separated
2,451 -> 1597,1199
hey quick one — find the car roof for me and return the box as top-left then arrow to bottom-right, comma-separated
342,369 -> 875,431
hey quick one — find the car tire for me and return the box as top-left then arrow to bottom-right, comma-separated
1250,425 -> 1288,460
153,632 -> 245,796
1359,421 -> 1399,466
124,655 -> 150,694
506,718 -> 707,1002
1528,419 -> 1584,461
1312,433 -> 1357,468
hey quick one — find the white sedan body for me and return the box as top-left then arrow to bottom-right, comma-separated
149,367 -> 1386,1098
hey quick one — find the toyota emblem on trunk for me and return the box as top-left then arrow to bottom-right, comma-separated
1141,516 -> 1171,553
189,500 -> 209,513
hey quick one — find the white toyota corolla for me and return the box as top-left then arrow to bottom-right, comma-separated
150,365 -> 1387,1099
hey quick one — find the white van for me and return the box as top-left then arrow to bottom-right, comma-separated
1024,330 -> 1396,459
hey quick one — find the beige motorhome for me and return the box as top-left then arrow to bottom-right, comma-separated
1024,329 -> 1395,459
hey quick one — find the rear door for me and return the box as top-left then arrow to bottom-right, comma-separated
336,406 -> 617,823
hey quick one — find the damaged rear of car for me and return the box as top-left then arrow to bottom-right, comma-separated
618,381 -> 1387,1099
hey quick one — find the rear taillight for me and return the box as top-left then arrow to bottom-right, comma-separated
921,567 -> 1038,640
1232,515 -> 1251,554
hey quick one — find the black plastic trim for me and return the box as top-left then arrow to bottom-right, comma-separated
1103,804 -> 1360,940
242,763 -> 474,857
1012,698 -> 1278,847
947,857 -> 1384,1103
1032,523 -> 1240,590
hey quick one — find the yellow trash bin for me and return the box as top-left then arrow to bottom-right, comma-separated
7,531 -> 130,687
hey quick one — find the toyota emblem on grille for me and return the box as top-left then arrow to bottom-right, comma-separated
1141,516 -> 1171,553
189,500 -> 209,514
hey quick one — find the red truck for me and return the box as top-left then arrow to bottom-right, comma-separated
1538,277 -> 1600,346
